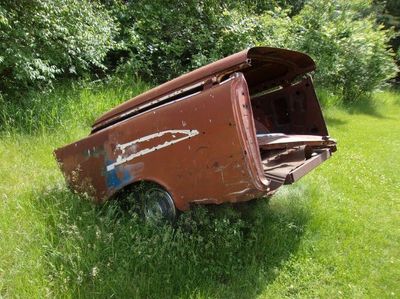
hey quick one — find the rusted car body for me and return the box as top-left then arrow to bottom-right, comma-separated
55,47 -> 336,216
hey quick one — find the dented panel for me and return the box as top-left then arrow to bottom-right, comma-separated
54,46 -> 336,211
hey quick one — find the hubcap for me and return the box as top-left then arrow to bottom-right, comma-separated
143,188 -> 176,223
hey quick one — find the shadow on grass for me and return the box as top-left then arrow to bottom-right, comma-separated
325,116 -> 347,128
33,185 -> 311,298
387,87 -> 400,107
344,97 -> 386,119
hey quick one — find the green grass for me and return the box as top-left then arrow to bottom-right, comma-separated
0,79 -> 399,298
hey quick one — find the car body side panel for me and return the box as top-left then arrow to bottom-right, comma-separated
92,47 -> 316,132
55,75 -> 263,210
54,47 -> 335,211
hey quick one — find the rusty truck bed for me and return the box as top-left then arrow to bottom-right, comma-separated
54,46 -> 336,213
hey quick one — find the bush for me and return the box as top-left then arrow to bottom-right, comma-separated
289,0 -> 398,102
0,0 -> 397,103
109,0 -> 397,102
108,1 -> 298,82
0,0 -> 118,95
108,0 -> 255,82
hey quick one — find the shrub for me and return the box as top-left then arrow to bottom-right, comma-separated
0,0 -> 118,95
1,0 -> 397,103
109,0 -> 397,102
289,0 -> 398,102
109,0 -> 253,82
108,1 -> 295,82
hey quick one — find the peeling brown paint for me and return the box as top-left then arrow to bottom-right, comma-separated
54,47 -> 336,211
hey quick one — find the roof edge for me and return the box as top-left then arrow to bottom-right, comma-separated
92,47 -> 315,132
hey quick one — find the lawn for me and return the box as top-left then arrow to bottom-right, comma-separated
0,79 -> 399,298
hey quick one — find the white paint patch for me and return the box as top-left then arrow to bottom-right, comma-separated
106,129 -> 199,171
228,188 -> 252,197
192,198 -> 217,203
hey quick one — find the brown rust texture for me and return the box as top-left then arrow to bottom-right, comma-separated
56,75 -> 264,210
54,46 -> 336,211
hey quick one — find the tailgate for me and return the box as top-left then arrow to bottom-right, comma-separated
258,134 -> 336,184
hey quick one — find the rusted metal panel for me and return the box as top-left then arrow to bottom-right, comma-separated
285,149 -> 332,184
56,74 -> 264,210
91,47 -> 316,133
54,46 -> 336,212
257,134 -> 336,150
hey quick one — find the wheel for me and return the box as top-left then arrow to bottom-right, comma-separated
142,186 -> 176,223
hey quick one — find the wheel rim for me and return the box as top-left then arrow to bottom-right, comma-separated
143,187 -> 176,223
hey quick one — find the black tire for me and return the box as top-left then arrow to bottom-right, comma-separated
141,186 -> 176,223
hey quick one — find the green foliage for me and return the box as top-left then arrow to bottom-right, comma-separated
289,0 -> 398,101
242,0 -> 306,15
0,0 -> 118,94
0,0 -> 397,103
108,1 -> 297,82
0,75 -> 149,134
108,1 -> 253,82
107,0 -> 397,102
233,0 -> 398,102
376,0 -> 400,67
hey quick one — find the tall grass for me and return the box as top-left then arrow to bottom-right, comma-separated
9,185 -> 308,298
0,75 -> 150,136
0,77 -> 399,298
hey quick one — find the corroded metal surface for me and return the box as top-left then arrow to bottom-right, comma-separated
91,47 -> 316,132
54,47 -> 336,211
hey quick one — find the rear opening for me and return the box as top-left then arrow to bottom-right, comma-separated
245,75 -> 336,187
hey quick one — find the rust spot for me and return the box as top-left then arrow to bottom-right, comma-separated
54,46 -> 335,211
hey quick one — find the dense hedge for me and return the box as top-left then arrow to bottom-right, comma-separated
0,0 -> 117,93
0,0 -> 398,102
289,0 -> 398,101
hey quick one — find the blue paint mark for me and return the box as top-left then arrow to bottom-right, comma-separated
105,160 -> 133,190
